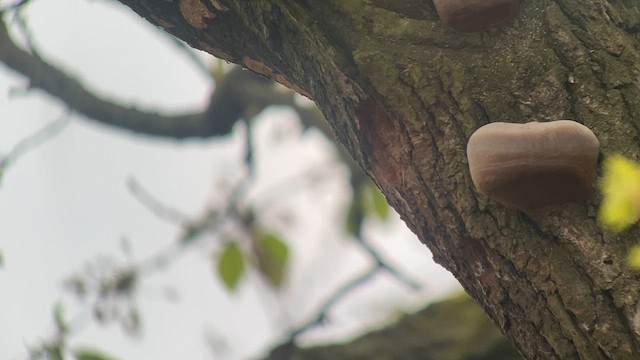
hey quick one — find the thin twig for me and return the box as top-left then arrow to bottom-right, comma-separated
127,177 -> 191,225
288,264 -> 383,340
354,236 -> 423,291
127,176 -> 226,274
129,173 -> 253,274
242,117 -> 255,175
0,113 -> 69,181
135,241 -> 183,275
283,237 -> 422,342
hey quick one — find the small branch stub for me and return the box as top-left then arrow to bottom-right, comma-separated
432,0 -> 519,33
467,120 -> 599,215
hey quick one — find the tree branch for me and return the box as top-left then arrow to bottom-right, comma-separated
0,15 -> 291,139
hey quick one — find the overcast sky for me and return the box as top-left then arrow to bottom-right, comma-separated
0,1 -> 459,359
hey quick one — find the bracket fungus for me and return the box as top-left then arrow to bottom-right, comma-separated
433,0 -> 519,33
467,120 -> 599,215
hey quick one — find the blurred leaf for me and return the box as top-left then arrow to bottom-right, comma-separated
44,344 -> 64,360
364,182 -> 391,221
74,348 -> 119,360
217,242 -> 245,291
211,58 -> 227,82
0,249 -> 3,268
371,185 -> 390,220
599,154 -> 640,232
115,269 -> 137,294
53,303 -> 68,334
628,246 -> 640,269
345,199 -> 361,236
256,233 -> 289,289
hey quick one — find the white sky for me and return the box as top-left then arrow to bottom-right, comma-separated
0,0 -> 460,359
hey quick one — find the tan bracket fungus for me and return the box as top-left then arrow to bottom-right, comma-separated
433,0 -> 519,33
466,120 -> 600,215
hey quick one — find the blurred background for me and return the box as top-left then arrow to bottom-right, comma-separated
0,0 -> 463,359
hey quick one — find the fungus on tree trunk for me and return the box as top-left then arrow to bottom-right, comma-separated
432,0 -> 519,33
466,120 -> 600,215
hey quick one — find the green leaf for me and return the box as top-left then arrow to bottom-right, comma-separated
363,182 -> 391,221
256,233 -> 289,289
371,186 -> 390,220
45,345 -> 64,360
74,348 -> 119,360
0,249 -> 3,268
217,242 -> 245,291
53,303 -> 68,334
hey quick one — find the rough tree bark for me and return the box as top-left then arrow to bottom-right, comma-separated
113,1 -> 640,359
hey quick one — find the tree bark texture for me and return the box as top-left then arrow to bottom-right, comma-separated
118,1 -> 640,359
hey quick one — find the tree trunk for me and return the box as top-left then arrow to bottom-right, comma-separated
118,1 -> 640,358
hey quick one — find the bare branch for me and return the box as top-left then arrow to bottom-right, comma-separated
0,16 -> 214,138
270,264 -> 382,357
0,113 -> 69,182
0,16 -> 293,139
127,177 -> 190,225
355,236 -> 422,291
